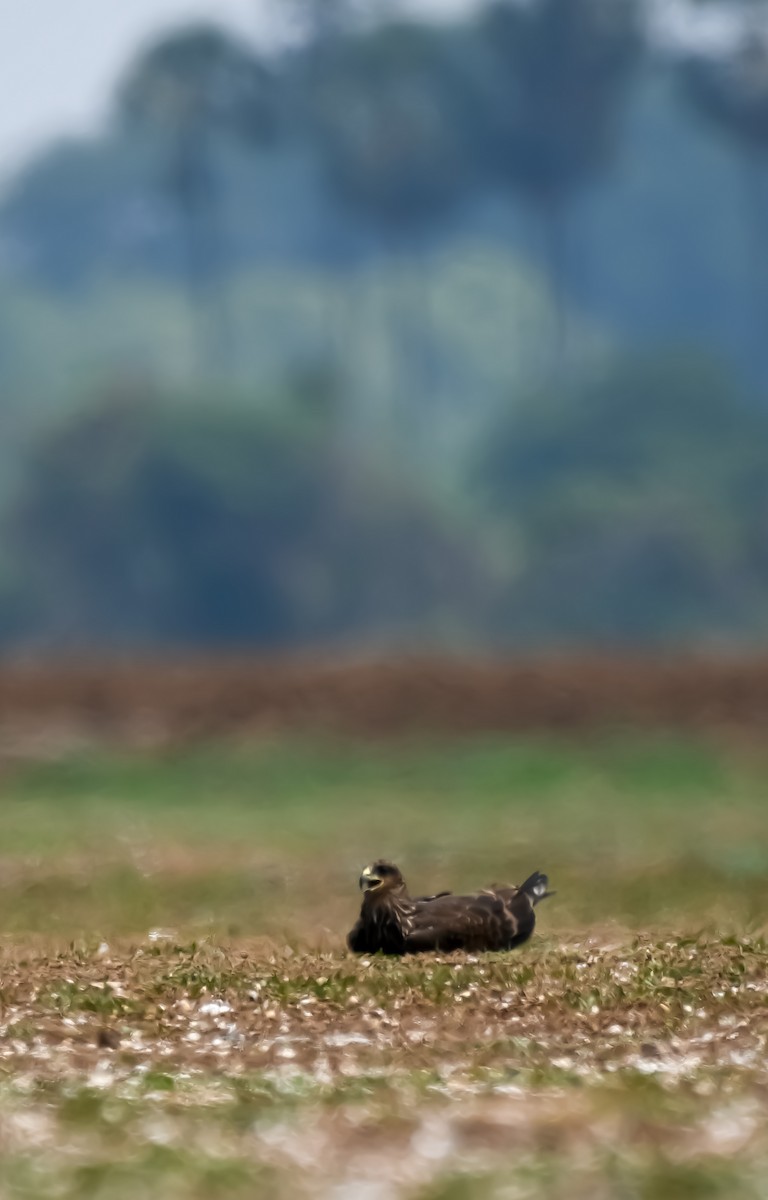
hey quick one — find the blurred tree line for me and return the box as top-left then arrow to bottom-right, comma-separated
2,346 -> 768,649
1,0 -> 768,649
2,385 -> 487,647
5,1 -> 768,377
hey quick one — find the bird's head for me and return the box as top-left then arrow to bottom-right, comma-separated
359,860 -> 406,896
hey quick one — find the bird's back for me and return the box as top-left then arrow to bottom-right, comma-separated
404,884 -> 538,953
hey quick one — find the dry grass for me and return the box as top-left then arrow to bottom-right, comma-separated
1,937 -> 768,1198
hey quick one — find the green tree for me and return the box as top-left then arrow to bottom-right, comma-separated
476,349 -> 768,644
681,26 -> 768,379
300,17 -> 477,452
5,388 -> 490,648
472,0 -> 642,365
116,27 -> 280,374
306,20 -> 472,236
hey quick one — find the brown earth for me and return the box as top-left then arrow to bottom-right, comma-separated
0,655 -> 767,750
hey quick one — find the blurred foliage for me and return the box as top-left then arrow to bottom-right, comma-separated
2,3 -> 768,647
682,18 -> 768,153
117,26 -> 279,144
471,0 -> 641,347
477,349 -> 768,643
115,28 -> 282,371
301,18 -> 476,236
474,0 -> 641,199
681,24 -> 768,374
3,386 -> 489,647
0,2 -> 765,373
0,346 -> 766,647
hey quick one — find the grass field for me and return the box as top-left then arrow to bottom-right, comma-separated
1,735 -> 768,1198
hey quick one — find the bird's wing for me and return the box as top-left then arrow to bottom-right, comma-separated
485,886 -> 539,947
404,891 -> 518,953
412,891 -> 452,902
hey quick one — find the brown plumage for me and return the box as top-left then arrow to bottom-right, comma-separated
347,860 -> 552,955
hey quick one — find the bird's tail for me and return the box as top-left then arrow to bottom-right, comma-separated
518,871 -> 554,906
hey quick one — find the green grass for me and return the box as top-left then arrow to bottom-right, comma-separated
2,734 -> 768,1198
0,735 -> 767,937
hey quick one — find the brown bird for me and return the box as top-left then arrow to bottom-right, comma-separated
347,860 -> 552,955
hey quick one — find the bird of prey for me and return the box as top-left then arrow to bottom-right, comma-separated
347,860 -> 552,955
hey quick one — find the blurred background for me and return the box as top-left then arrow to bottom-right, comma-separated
2,0 -> 768,653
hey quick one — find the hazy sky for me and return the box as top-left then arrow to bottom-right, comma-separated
0,0 -> 480,188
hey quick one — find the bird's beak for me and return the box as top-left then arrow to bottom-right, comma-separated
359,866 -> 381,891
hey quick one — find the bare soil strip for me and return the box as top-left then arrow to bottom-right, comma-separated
1,656 -> 768,748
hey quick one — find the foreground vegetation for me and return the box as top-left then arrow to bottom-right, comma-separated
2,935 -> 768,1199
0,735 -> 767,1196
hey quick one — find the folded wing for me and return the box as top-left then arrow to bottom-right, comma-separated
403,887 -> 538,953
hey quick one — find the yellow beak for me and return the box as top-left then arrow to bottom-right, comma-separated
359,865 -> 381,891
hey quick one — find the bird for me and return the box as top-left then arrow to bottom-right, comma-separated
346,859 -> 552,955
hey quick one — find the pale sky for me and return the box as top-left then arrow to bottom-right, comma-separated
0,0 -> 482,189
